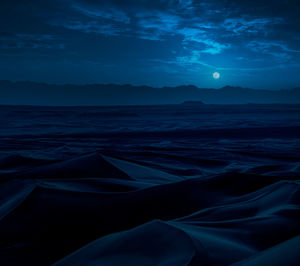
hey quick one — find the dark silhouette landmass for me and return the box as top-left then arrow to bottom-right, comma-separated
181,101 -> 204,105
0,80 -> 300,105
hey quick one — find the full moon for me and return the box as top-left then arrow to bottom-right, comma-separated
213,72 -> 220,79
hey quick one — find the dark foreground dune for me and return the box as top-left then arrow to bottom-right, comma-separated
0,104 -> 300,265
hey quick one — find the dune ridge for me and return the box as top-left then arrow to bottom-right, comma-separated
0,152 -> 299,265
0,104 -> 299,265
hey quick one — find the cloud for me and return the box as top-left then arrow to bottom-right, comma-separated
247,40 -> 300,61
178,27 -> 205,41
200,41 -> 230,55
57,21 -> 126,36
0,33 -> 64,49
146,63 -> 179,74
248,41 -> 300,53
193,23 -> 218,29
45,0 -> 286,60
223,17 -> 284,35
72,4 -> 131,24
160,50 -> 216,68
135,30 -> 162,41
135,11 -> 180,40
135,13 -> 230,54
178,27 -> 230,55
168,0 -> 194,10
1,0 -> 300,87
150,49 -> 300,73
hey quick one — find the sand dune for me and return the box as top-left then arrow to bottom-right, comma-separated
0,104 -> 299,265
0,152 -> 299,265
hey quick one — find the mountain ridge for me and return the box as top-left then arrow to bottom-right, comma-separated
0,80 -> 299,105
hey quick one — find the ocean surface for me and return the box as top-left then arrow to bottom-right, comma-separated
0,104 -> 300,265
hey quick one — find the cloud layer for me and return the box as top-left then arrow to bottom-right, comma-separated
0,0 -> 299,88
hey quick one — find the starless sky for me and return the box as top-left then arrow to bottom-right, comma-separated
0,0 -> 299,89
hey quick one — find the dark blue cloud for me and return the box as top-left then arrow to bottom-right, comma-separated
0,33 -> 64,50
0,0 -> 299,88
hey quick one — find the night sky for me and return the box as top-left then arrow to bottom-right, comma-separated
1,0 -> 299,89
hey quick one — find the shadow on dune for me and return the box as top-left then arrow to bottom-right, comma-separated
0,152 -> 299,265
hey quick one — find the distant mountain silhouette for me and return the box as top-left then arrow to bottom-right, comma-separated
182,101 -> 205,105
0,80 -> 299,105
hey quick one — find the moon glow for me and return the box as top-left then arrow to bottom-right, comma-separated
213,72 -> 220,79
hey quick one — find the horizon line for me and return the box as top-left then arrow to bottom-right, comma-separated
1,79 -> 299,91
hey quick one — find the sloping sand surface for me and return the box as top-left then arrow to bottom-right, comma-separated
0,153 -> 299,265
0,104 -> 299,265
